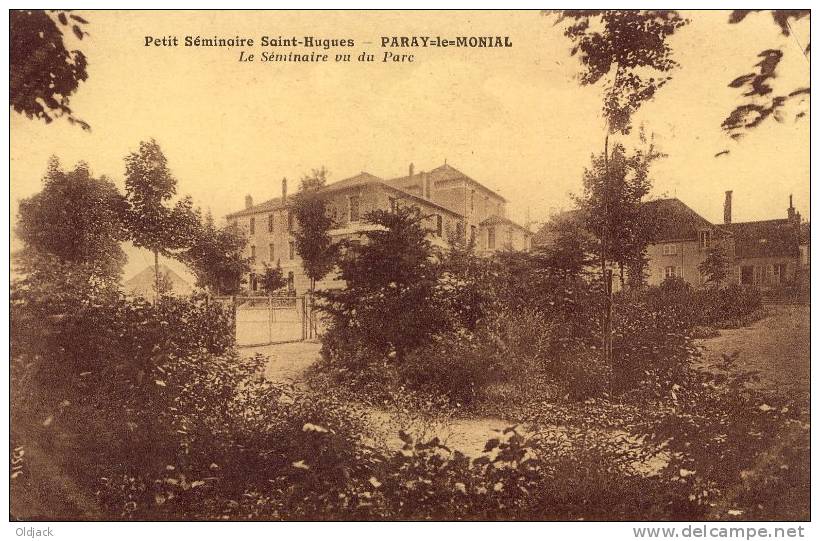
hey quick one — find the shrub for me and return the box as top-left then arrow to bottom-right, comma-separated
400,330 -> 507,405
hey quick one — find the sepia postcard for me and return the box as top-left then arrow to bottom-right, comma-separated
7,6 -> 812,534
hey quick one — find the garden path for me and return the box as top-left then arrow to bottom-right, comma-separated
244,341 -> 518,456
695,304 -> 810,397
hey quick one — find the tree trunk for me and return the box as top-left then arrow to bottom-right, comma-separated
601,133 -> 612,384
153,250 -> 159,304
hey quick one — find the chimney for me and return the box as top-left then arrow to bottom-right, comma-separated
282,177 -> 287,201
723,190 -> 732,224
245,194 -> 253,209
409,162 -> 414,178
787,194 -> 797,222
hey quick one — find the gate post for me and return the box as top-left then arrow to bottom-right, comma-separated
268,296 -> 273,345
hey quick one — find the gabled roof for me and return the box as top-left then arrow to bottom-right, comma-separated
124,264 -> 193,297
320,171 -> 384,192
226,195 -> 291,219
642,198 -> 727,242
719,219 -> 799,259
228,165 -> 497,221
480,214 -> 532,234
385,163 -> 508,202
533,198 -> 727,246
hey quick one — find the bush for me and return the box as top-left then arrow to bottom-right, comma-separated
401,330 -> 507,405
642,278 -> 763,329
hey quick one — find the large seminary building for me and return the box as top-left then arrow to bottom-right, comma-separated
226,163 -> 533,294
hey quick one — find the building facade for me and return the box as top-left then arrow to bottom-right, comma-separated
226,163 -> 533,294
536,191 -> 807,291
645,192 -> 805,289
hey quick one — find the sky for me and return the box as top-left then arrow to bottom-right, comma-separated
10,10 -> 810,281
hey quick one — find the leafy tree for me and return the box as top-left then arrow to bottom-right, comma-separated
554,9 -> 687,366
698,245 -> 731,287
555,10 -> 688,136
319,206 -> 448,363
260,261 -> 287,295
16,157 -> 128,280
10,10 -> 90,130
293,167 -> 338,291
536,212 -> 596,282
720,10 -> 809,143
124,139 -> 198,298
182,211 -> 250,295
438,234 -> 498,331
575,139 -> 663,289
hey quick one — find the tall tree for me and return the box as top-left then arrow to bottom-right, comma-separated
16,157 -> 127,279
123,139 -> 198,299
10,10 -> 90,130
292,167 -> 338,292
319,206 -> 447,363
554,9 -> 687,370
182,211 -> 250,295
575,138 -> 663,288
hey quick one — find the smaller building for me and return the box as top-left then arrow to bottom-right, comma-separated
535,191 -> 807,292
642,197 -> 733,287
124,264 -> 193,298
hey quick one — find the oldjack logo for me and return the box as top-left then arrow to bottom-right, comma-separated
15,527 -> 54,538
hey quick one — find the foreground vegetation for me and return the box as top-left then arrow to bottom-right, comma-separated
12,203 -> 807,520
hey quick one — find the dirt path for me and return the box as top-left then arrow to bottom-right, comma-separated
254,304 -> 810,461
242,341 -> 323,384
695,305 -> 810,398
248,341 -> 518,456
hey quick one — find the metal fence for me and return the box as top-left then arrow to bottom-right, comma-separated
213,295 -> 320,347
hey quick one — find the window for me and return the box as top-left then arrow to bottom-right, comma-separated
269,243 -> 275,261
470,225 -> 476,245
287,211 -> 295,231
250,245 -> 256,261
470,190 -> 475,213
664,266 -> 677,279
740,265 -> 754,285
487,226 -> 496,250
289,240 -> 295,260
268,214 -> 274,233
250,273 -> 258,292
753,266 -> 763,285
249,216 -> 255,235
435,215 -> 443,237
287,272 -> 294,293
699,230 -> 711,249
773,263 -> 788,284
349,195 -> 360,222
662,244 -> 678,256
